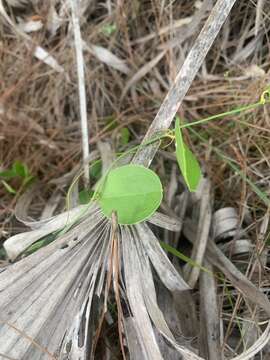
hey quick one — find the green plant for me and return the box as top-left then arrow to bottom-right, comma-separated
120,127 -> 130,145
0,160 -> 35,195
101,23 -> 117,37
23,232 -> 58,257
78,189 -> 95,204
65,86 -> 270,227
175,117 -> 201,191
160,241 -> 212,275
98,164 -> 163,224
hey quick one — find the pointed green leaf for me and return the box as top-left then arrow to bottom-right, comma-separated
89,161 -> 102,179
102,23 -> 117,36
0,169 -> 16,179
1,180 -> 16,194
175,117 -> 201,192
120,127 -> 130,145
12,160 -> 29,178
23,233 -> 57,256
98,164 -> 163,225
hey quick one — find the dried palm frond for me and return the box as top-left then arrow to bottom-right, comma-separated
0,203 -> 196,359
1,186 -> 270,359
4,0 -> 29,7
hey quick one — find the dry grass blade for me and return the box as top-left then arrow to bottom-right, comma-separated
255,0 -> 265,36
206,242 -> 270,317
232,321 -> 270,360
138,223 -> 189,291
122,226 -> 203,360
241,312 -> 259,360
173,288 -> 198,340
40,190 -> 62,220
133,228 -> 174,340
184,179 -> 212,287
124,317 -> 145,359
97,141 -> 115,174
131,17 -> 192,45
184,217 -> 270,317
199,260 -> 222,360
121,226 -> 164,360
111,213 -> 126,360
147,211 -> 182,232
120,50 -> 167,100
33,46 -> 65,73
83,42 -> 131,75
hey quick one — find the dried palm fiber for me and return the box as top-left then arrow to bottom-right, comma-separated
4,0 -> 28,7
2,0 -> 269,359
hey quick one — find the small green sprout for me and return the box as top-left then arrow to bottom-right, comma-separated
0,160 -> 35,195
102,23 -> 117,37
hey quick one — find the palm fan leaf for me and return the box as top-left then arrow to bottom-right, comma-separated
0,203 -> 198,359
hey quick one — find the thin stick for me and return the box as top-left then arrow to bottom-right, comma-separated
0,321 -> 57,360
70,0 -> 90,186
132,0 -> 238,167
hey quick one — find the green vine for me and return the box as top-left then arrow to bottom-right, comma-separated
62,87 -> 270,227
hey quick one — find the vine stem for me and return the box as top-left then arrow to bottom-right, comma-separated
179,102 -> 262,129
132,0 -> 238,167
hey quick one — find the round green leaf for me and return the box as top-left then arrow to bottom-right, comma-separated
98,165 -> 163,225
